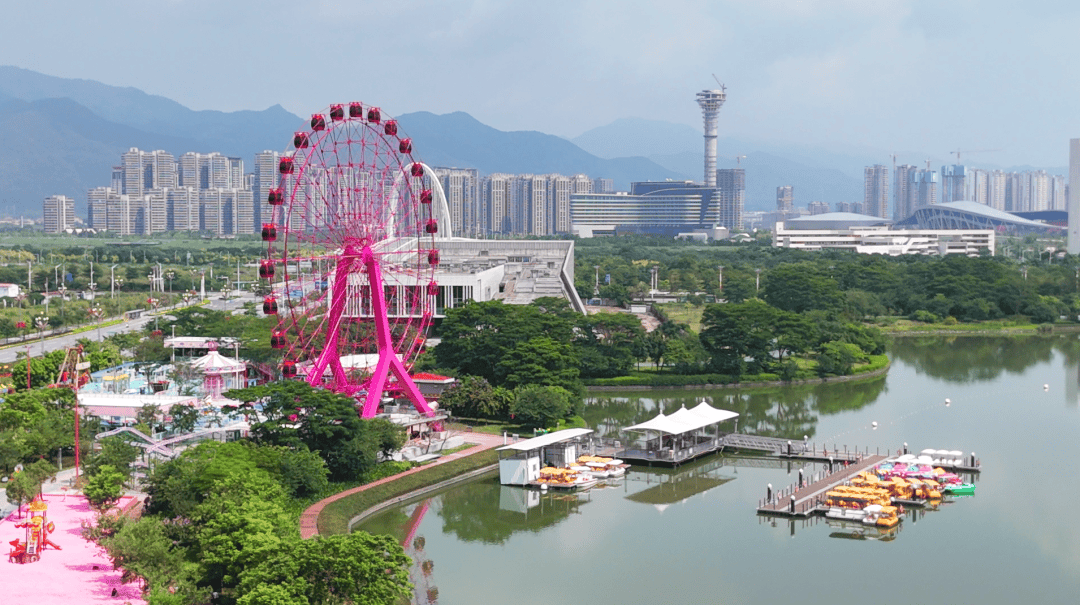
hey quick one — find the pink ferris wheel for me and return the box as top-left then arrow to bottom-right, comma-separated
260,102 -> 442,418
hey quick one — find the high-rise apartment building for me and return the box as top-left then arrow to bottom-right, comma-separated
168,188 -> 200,231
912,169 -> 938,209
121,148 -> 177,195
776,186 -> 793,211
715,168 -> 745,231
571,174 -> 593,195
1004,172 -> 1022,211
863,165 -> 889,219
87,188 -> 112,230
592,178 -> 614,194
1051,174 -> 1067,210
966,168 -> 989,205
894,165 -> 916,221
987,170 -> 1006,210
480,174 -> 512,235
547,174 -> 572,234
433,167 -> 480,237
510,174 -> 547,236
808,201 -> 829,215
941,165 -> 966,203
43,195 -> 75,233
253,150 -> 280,228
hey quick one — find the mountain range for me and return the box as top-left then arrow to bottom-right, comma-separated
1,66 -> 1068,220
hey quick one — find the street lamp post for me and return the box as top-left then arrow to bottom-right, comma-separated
110,264 -> 118,299
755,268 -> 762,293
57,285 -> 67,323
34,315 -> 49,356
718,265 -> 724,295
89,305 -> 103,341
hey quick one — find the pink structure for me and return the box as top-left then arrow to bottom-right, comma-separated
2,494 -> 146,603
190,342 -> 246,400
263,102 -> 444,420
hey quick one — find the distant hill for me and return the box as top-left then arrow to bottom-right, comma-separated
0,65 -> 299,156
0,96 -> 204,217
0,67 -> 684,218
571,117 -> 703,159
397,111 -> 684,188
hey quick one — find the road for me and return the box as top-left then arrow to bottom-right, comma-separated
0,315 -> 157,363
0,290 -> 258,363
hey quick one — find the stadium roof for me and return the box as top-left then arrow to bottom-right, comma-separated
931,201 -> 1050,228
899,201 -> 1058,233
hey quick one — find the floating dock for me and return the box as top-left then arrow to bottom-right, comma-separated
757,455 -> 887,517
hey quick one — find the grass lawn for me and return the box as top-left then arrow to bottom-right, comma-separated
879,318 -> 1044,333
656,303 -> 705,332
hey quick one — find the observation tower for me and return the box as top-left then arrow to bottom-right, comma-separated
696,85 -> 727,187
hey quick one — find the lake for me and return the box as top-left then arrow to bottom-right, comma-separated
358,335 -> 1080,605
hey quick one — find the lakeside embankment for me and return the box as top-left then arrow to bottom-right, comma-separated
301,433 -> 504,538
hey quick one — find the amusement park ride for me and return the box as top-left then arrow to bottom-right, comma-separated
261,102 -> 449,420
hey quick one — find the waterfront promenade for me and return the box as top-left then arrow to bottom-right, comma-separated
299,431 -> 507,539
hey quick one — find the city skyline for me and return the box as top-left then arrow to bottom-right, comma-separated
3,1 -> 1080,168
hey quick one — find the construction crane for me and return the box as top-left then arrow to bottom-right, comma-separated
735,155 -> 746,166
712,73 -> 726,92
950,148 -> 1001,162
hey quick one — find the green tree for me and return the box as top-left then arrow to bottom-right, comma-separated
700,299 -> 781,375
84,464 -> 126,511
101,516 -> 204,602
438,375 -> 511,420
435,301 -> 575,384
85,436 -> 141,479
4,467 -> 40,512
574,312 -> 646,378
762,263 -> 843,313
225,382 -> 405,481
495,336 -> 580,392
237,533 -> 412,605
816,341 -> 867,377
511,385 -> 574,428
167,402 -> 199,434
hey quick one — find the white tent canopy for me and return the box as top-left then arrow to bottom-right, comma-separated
623,402 -> 739,436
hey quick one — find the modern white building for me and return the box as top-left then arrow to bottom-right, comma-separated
774,221 -> 995,256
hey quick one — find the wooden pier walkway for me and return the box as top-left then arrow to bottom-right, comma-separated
757,454 -> 887,517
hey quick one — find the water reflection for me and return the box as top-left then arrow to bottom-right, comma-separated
889,335 -> 1065,383
623,455 -> 737,509
437,476 -> 590,545
585,377 -> 887,442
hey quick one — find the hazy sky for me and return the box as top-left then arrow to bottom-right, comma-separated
3,0 -> 1079,166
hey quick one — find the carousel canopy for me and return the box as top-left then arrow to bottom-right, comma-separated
190,350 -> 245,372
623,402 -> 738,436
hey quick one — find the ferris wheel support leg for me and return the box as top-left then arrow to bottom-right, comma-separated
307,248 -> 356,391
358,245 -> 438,425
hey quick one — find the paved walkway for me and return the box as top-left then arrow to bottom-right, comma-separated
299,431 -> 507,539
